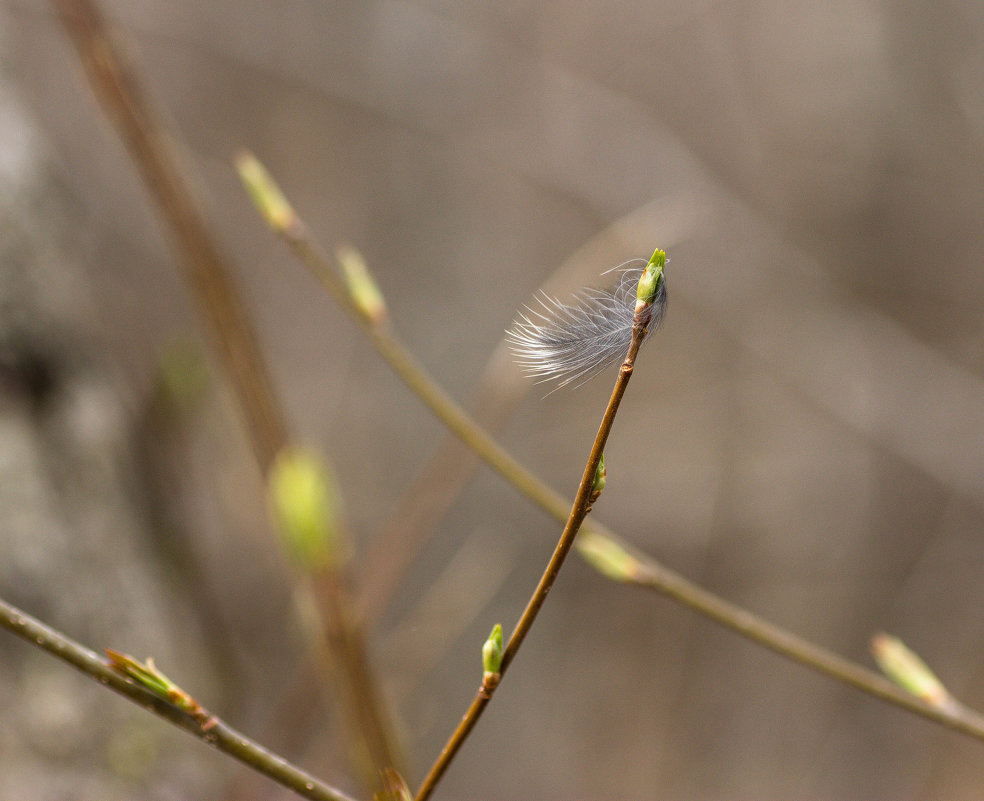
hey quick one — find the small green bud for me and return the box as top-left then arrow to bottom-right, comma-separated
106,649 -> 173,697
268,447 -> 343,571
635,248 -> 666,309
235,150 -> 297,233
482,623 -> 504,677
105,650 -> 208,722
576,532 -> 641,582
336,245 -> 389,325
871,633 -> 951,708
589,454 -> 607,504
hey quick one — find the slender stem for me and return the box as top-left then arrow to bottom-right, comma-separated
312,572 -> 404,781
245,167 -> 984,758
623,547 -> 984,740
51,4 -> 402,791
52,0 -> 287,472
414,312 -> 650,801
0,597 -> 357,801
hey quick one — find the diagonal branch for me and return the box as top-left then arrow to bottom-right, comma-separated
414,254 -> 665,801
582,533 -> 984,740
0,596 -> 357,801
52,0 -> 287,472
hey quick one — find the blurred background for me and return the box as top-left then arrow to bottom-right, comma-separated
3,1 -> 984,799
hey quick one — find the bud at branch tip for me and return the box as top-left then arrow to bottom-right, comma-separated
635,248 -> 666,311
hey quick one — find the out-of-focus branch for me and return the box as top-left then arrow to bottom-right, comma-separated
578,531 -> 984,741
52,0 -> 287,473
0,596 -> 357,801
414,251 -> 667,801
51,3 -> 402,792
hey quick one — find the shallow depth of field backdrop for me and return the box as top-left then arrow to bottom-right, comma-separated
3,2 -> 984,800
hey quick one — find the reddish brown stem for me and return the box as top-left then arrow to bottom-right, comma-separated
52,0 -> 287,472
414,313 -> 650,801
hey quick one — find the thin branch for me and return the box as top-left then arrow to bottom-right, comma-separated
52,0 -> 287,472
0,596 -> 357,801
236,156 -> 984,756
358,210 -> 689,624
613,540 -> 984,740
311,571 -> 405,783
413,261 -> 664,801
51,3 -> 402,790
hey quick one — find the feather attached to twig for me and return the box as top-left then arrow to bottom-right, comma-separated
506,260 -> 667,390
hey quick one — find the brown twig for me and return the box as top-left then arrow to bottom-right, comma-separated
311,570 -> 404,784
52,0 -> 286,472
413,259 -> 663,801
0,596 -> 357,801
51,4 -> 402,791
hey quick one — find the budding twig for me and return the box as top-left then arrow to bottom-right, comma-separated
0,597 -> 356,801
414,251 -> 667,801
507,258 -> 667,390
236,157 -> 984,774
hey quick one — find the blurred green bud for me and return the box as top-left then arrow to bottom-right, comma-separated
482,623 -> 504,678
576,531 -> 641,583
336,245 -> 389,325
635,248 -> 666,307
235,150 -> 297,233
871,632 -> 951,708
268,447 -> 343,571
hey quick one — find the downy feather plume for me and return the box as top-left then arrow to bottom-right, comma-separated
506,259 -> 667,390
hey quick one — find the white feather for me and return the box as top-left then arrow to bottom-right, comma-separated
506,261 -> 667,390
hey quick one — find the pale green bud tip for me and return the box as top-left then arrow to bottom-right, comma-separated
871,633 -> 950,708
590,454 -> 607,503
576,532 -> 641,582
268,447 -> 342,570
336,245 -> 389,324
106,649 -> 173,696
636,248 -> 667,305
105,650 -> 202,714
235,150 -> 297,232
482,623 -> 504,675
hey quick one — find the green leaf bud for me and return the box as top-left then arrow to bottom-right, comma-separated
336,245 -> 389,325
235,150 -> 297,233
268,447 -> 343,571
589,453 -> 607,504
576,532 -> 641,583
482,623 -> 504,677
635,248 -> 666,310
871,633 -> 952,708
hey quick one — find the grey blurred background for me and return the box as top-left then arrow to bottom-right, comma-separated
3,1 -> 984,799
